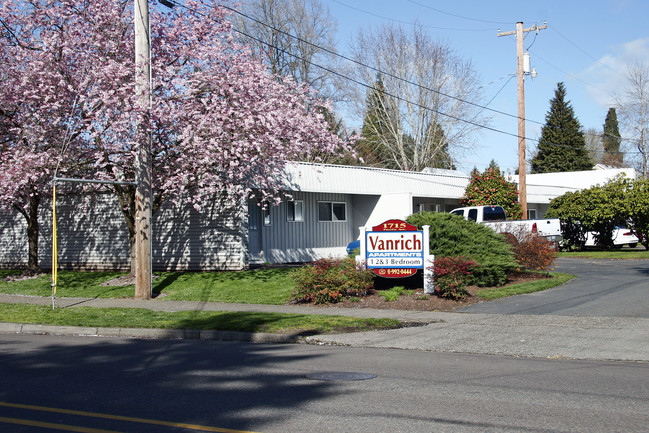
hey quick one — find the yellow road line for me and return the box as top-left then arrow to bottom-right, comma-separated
0,416 -> 120,433
0,402 -> 258,433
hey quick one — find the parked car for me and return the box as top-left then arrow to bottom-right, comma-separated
346,240 -> 360,255
449,205 -> 562,244
585,226 -> 639,248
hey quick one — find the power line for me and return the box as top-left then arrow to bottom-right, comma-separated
220,3 -> 526,122
226,2 -> 642,147
329,0 -> 494,31
158,0 -> 643,158
405,0 -> 511,25
164,1 -> 600,136
548,25 -> 627,80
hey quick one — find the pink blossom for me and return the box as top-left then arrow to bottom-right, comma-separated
0,0 -> 353,268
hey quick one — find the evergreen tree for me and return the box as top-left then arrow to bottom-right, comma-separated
423,120 -> 454,169
602,107 -> 623,166
354,75 -> 398,168
531,82 -> 593,173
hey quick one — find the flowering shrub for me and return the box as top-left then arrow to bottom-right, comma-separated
290,257 -> 374,304
431,256 -> 478,300
460,165 -> 523,220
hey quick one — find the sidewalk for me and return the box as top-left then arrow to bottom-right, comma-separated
1,293 -> 648,362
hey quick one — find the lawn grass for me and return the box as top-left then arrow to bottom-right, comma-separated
0,268 -> 296,304
0,270 -> 133,298
154,268 -> 295,304
0,252 -> 632,334
476,272 -> 574,301
0,303 -> 401,335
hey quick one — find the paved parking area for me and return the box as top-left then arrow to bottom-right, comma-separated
458,257 -> 649,317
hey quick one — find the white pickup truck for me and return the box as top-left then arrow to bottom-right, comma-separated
450,205 -> 562,244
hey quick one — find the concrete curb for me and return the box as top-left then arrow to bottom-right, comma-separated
0,322 -> 303,344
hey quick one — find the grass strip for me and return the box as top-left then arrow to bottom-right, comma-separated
476,272 -> 574,301
0,303 -> 401,335
0,268 -> 296,305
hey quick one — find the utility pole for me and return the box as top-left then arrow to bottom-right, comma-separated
498,22 -> 546,219
134,0 -> 152,299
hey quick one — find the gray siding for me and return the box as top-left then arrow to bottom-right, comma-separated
154,198 -> 246,271
40,194 -> 131,270
0,209 -> 27,268
259,192 -> 353,263
1,193 -> 246,271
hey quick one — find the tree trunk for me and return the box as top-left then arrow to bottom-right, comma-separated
26,193 -> 40,273
129,230 -> 136,275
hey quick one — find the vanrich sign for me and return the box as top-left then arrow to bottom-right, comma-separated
366,220 -> 424,275
358,219 -> 434,293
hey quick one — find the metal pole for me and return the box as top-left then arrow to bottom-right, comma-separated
51,184 -> 58,309
52,177 -> 137,186
135,0 -> 152,299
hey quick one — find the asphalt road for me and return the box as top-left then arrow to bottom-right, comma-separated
308,257 -> 649,360
458,257 -> 649,317
1,333 -> 648,433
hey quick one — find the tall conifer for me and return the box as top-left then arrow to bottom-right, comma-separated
602,107 -> 623,166
531,82 -> 592,173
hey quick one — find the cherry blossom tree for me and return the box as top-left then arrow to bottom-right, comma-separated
0,0 -> 350,273
0,0 -> 103,272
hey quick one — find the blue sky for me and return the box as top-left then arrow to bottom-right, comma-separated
324,0 -> 649,173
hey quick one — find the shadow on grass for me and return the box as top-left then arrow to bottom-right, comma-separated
152,272 -> 182,296
174,311 -> 319,334
172,311 -> 406,335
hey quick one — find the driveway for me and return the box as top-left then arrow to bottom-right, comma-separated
308,257 -> 649,360
457,257 -> 649,318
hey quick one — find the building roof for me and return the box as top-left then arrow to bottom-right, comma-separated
508,168 -> 637,204
281,162 -> 469,198
281,162 -> 637,204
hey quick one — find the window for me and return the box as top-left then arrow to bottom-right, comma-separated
318,201 -> 346,222
287,200 -> 304,222
467,208 -> 478,222
527,209 -> 537,219
483,206 -> 506,221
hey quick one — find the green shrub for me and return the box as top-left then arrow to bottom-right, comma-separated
290,257 -> 374,304
380,286 -> 404,302
431,256 -> 477,300
406,212 -> 517,286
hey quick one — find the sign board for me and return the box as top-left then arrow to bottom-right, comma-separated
365,219 -> 423,278
357,219 -> 434,293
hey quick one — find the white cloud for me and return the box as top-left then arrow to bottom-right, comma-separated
580,37 -> 649,106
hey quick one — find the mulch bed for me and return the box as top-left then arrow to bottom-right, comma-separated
308,271 -> 549,312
